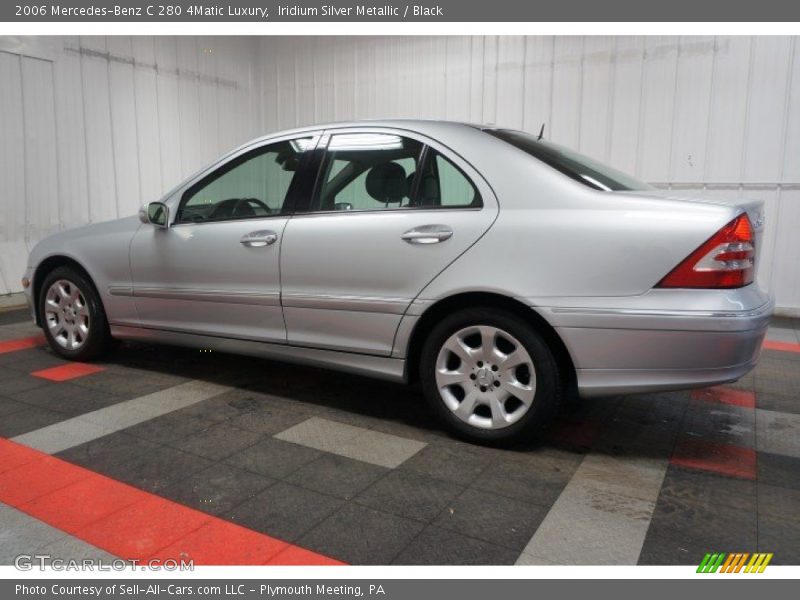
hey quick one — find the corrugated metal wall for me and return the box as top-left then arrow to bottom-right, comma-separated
260,36 -> 800,314
1,35 -> 798,313
0,35 -> 261,297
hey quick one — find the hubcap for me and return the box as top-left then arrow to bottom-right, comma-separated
44,279 -> 90,351
435,325 -> 536,430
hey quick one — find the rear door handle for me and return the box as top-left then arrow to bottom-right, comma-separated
240,230 -> 278,247
401,225 -> 453,245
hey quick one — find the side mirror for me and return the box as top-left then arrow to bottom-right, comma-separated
139,202 -> 170,229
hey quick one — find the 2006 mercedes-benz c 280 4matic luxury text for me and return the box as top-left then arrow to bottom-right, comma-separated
22,120 -> 774,443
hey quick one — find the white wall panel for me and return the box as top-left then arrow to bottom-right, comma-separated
1,35 -> 798,313
0,36 -> 261,296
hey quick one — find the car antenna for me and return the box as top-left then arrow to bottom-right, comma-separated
537,123 -> 545,141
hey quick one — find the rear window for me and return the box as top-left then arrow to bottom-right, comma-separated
486,129 -> 652,192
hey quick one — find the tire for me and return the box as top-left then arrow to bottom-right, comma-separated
38,266 -> 114,361
420,307 -> 562,445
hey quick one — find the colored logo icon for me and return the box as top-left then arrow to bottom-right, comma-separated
697,552 -> 773,573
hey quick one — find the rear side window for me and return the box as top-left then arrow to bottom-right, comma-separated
311,133 -> 481,212
177,137 -> 314,224
486,129 -> 652,192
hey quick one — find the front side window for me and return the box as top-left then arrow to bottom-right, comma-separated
176,137 -> 314,223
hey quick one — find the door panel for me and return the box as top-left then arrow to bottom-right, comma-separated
129,135 -> 316,342
280,129 -> 498,356
130,218 -> 288,341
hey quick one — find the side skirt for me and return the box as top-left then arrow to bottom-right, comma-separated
109,324 -> 408,383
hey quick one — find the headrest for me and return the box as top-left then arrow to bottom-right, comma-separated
366,162 -> 408,203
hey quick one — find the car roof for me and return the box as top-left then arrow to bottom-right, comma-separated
246,119 -> 493,145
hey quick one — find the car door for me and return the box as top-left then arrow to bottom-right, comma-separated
129,134 -> 318,342
280,128 -> 499,355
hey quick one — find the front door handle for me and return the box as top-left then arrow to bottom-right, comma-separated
401,225 -> 453,245
240,230 -> 278,247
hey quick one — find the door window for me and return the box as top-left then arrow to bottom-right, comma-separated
312,133 -> 424,212
176,137 -> 314,224
310,133 -> 481,212
415,149 -> 481,208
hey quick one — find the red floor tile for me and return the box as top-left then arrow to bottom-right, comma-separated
150,519 -> 288,565
31,362 -> 105,382
691,387 -> 756,409
0,334 -> 46,355
763,340 -> 800,354
0,455 -> 94,506
21,474 -> 150,534
0,438 -> 49,475
0,437 -> 343,566
670,437 -> 756,480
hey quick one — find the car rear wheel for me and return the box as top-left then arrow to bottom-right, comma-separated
39,266 -> 113,361
420,307 -> 562,444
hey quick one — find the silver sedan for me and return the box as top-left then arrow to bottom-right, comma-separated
22,120 -> 774,443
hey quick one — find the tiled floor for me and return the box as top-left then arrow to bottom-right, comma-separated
0,307 -> 798,566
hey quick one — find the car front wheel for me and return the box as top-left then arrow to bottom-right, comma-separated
39,266 -> 114,361
420,307 -> 562,444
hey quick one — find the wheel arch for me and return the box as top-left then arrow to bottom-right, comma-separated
404,292 -> 577,388
32,255 -> 100,326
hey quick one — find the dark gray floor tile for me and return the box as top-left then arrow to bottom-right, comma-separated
299,503 -> 425,565
0,375 -> 50,396
756,392 -> 800,415
354,470 -> 463,522
398,442 -> 493,486
392,526 -> 518,565
225,481 -> 342,542
124,412 -> 216,445
285,454 -> 388,500
758,514 -> 800,564
433,488 -> 548,551
224,437 -> 322,479
168,422 -> 263,460
758,483 -> 800,522
103,445 -> 214,493
660,465 -> 757,513
0,395 -> 30,418
639,489 -> 757,565
471,452 -> 575,506
226,407 -> 309,436
758,452 -> 800,491
11,383 -> 125,417
160,463 -> 275,516
0,405 -> 66,437
57,432 -> 162,472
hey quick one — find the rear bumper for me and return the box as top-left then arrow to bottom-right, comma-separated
527,287 -> 774,397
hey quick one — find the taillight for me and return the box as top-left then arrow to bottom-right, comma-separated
657,214 -> 755,289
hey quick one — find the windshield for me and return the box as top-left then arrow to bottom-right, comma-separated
486,129 -> 652,192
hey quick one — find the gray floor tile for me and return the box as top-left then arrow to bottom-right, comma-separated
275,417 -> 426,468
